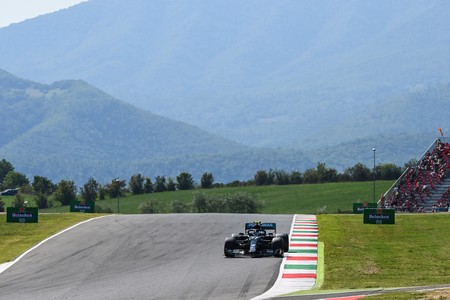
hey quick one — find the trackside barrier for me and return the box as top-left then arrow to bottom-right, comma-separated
252,214 -> 318,300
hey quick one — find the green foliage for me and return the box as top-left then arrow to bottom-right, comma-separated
171,199 -> 191,213
144,177 -> 153,193
12,194 -> 26,208
138,200 -> 161,214
200,172 -> 214,189
32,175 -> 56,195
153,176 -> 167,192
0,197 -> 4,212
95,204 -> 113,213
166,177 -> 176,191
34,193 -> 49,209
3,171 -> 29,189
129,174 -> 144,195
80,177 -> 99,202
176,172 -> 194,190
53,180 -> 77,206
0,159 -> 14,187
108,179 -> 125,198
343,163 -> 372,181
191,191 -> 260,213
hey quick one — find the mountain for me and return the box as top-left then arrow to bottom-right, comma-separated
0,0 -> 450,171
0,69 -> 313,185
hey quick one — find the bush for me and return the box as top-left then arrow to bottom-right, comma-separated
192,192 -> 260,213
0,198 -> 4,212
12,194 -> 26,208
34,193 -> 49,209
95,204 -> 113,213
171,199 -> 191,213
139,200 -> 160,214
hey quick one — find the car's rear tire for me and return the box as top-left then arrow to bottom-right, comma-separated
271,237 -> 283,257
224,237 -> 236,257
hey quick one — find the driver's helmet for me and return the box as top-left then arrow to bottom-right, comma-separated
257,229 -> 266,236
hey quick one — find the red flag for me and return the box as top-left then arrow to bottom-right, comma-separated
438,128 -> 444,137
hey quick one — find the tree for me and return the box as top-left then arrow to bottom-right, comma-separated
176,172 -> 194,190
344,163 -> 371,181
53,180 -> 77,206
200,172 -> 214,189
316,162 -> 338,183
35,193 -> 49,209
303,168 -> 319,184
3,171 -> 29,189
167,177 -> 176,191
81,177 -> 99,202
109,179 -> 125,198
144,177 -> 153,193
290,171 -> 303,184
12,194 -> 26,208
129,174 -> 144,195
153,176 -> 167,192
0,198 -> 5,212
0,159 -> 14,187
254,170 -> 268,185
32,175 -> 56,195
274,170 -> 291,185
376,163 -> 402,180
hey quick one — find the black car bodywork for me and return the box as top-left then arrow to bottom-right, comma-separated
224,221 -> 289,258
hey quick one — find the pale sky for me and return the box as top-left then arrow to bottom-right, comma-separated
0,0 -> 88,28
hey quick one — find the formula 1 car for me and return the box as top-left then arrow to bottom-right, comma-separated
224,221 -> 289,258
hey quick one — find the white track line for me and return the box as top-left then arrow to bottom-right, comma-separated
0,215 -> 110,274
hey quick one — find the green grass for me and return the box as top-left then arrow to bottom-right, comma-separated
2,180 -> 449,299
35,180 -> 393,214
0,213 -> 102,264
318,214 -> 450,289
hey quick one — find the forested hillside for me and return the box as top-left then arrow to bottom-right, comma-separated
0,69 -> 314,184
0,0 -> 449,152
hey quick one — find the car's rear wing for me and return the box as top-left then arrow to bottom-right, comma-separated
245,222 -> 276,230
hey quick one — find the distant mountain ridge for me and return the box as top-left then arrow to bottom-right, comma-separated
1,0 -> 450,177
0,69 -> 314,184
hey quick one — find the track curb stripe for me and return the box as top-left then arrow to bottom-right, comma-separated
251,214 -> 318,300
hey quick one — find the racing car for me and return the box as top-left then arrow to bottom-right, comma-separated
224,221 -> 289,258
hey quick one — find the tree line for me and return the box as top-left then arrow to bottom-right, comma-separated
0,158 -> 413,211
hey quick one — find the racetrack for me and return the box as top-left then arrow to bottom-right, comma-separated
0,213 -> 293,300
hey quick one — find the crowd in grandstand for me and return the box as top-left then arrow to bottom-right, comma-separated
383,139 -> 450,212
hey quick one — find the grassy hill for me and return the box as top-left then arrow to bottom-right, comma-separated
0,180 -> 393,214
0,69 -> 314,184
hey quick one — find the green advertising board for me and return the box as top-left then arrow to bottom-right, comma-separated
364,208 -> 395,224
6,207 -> 39,223
353,202 -> 378,214
70,200 -> 95,213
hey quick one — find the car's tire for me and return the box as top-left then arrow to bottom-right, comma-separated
224,237 -> 236,257
231,233 -> 240,239
277,233 -> 289,252
271,237 -> 283,257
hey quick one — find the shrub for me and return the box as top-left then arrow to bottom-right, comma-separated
139,200 -> 160,214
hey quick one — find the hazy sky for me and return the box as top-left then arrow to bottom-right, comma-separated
0,0 -> 87,28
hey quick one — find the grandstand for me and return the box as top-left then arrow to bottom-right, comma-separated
382,138 -> 450,213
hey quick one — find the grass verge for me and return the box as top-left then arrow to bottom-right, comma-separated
0,213 -> 102,264
318,214 -> 450,289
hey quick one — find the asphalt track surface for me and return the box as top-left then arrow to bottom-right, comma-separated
0,213 -> 293,300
